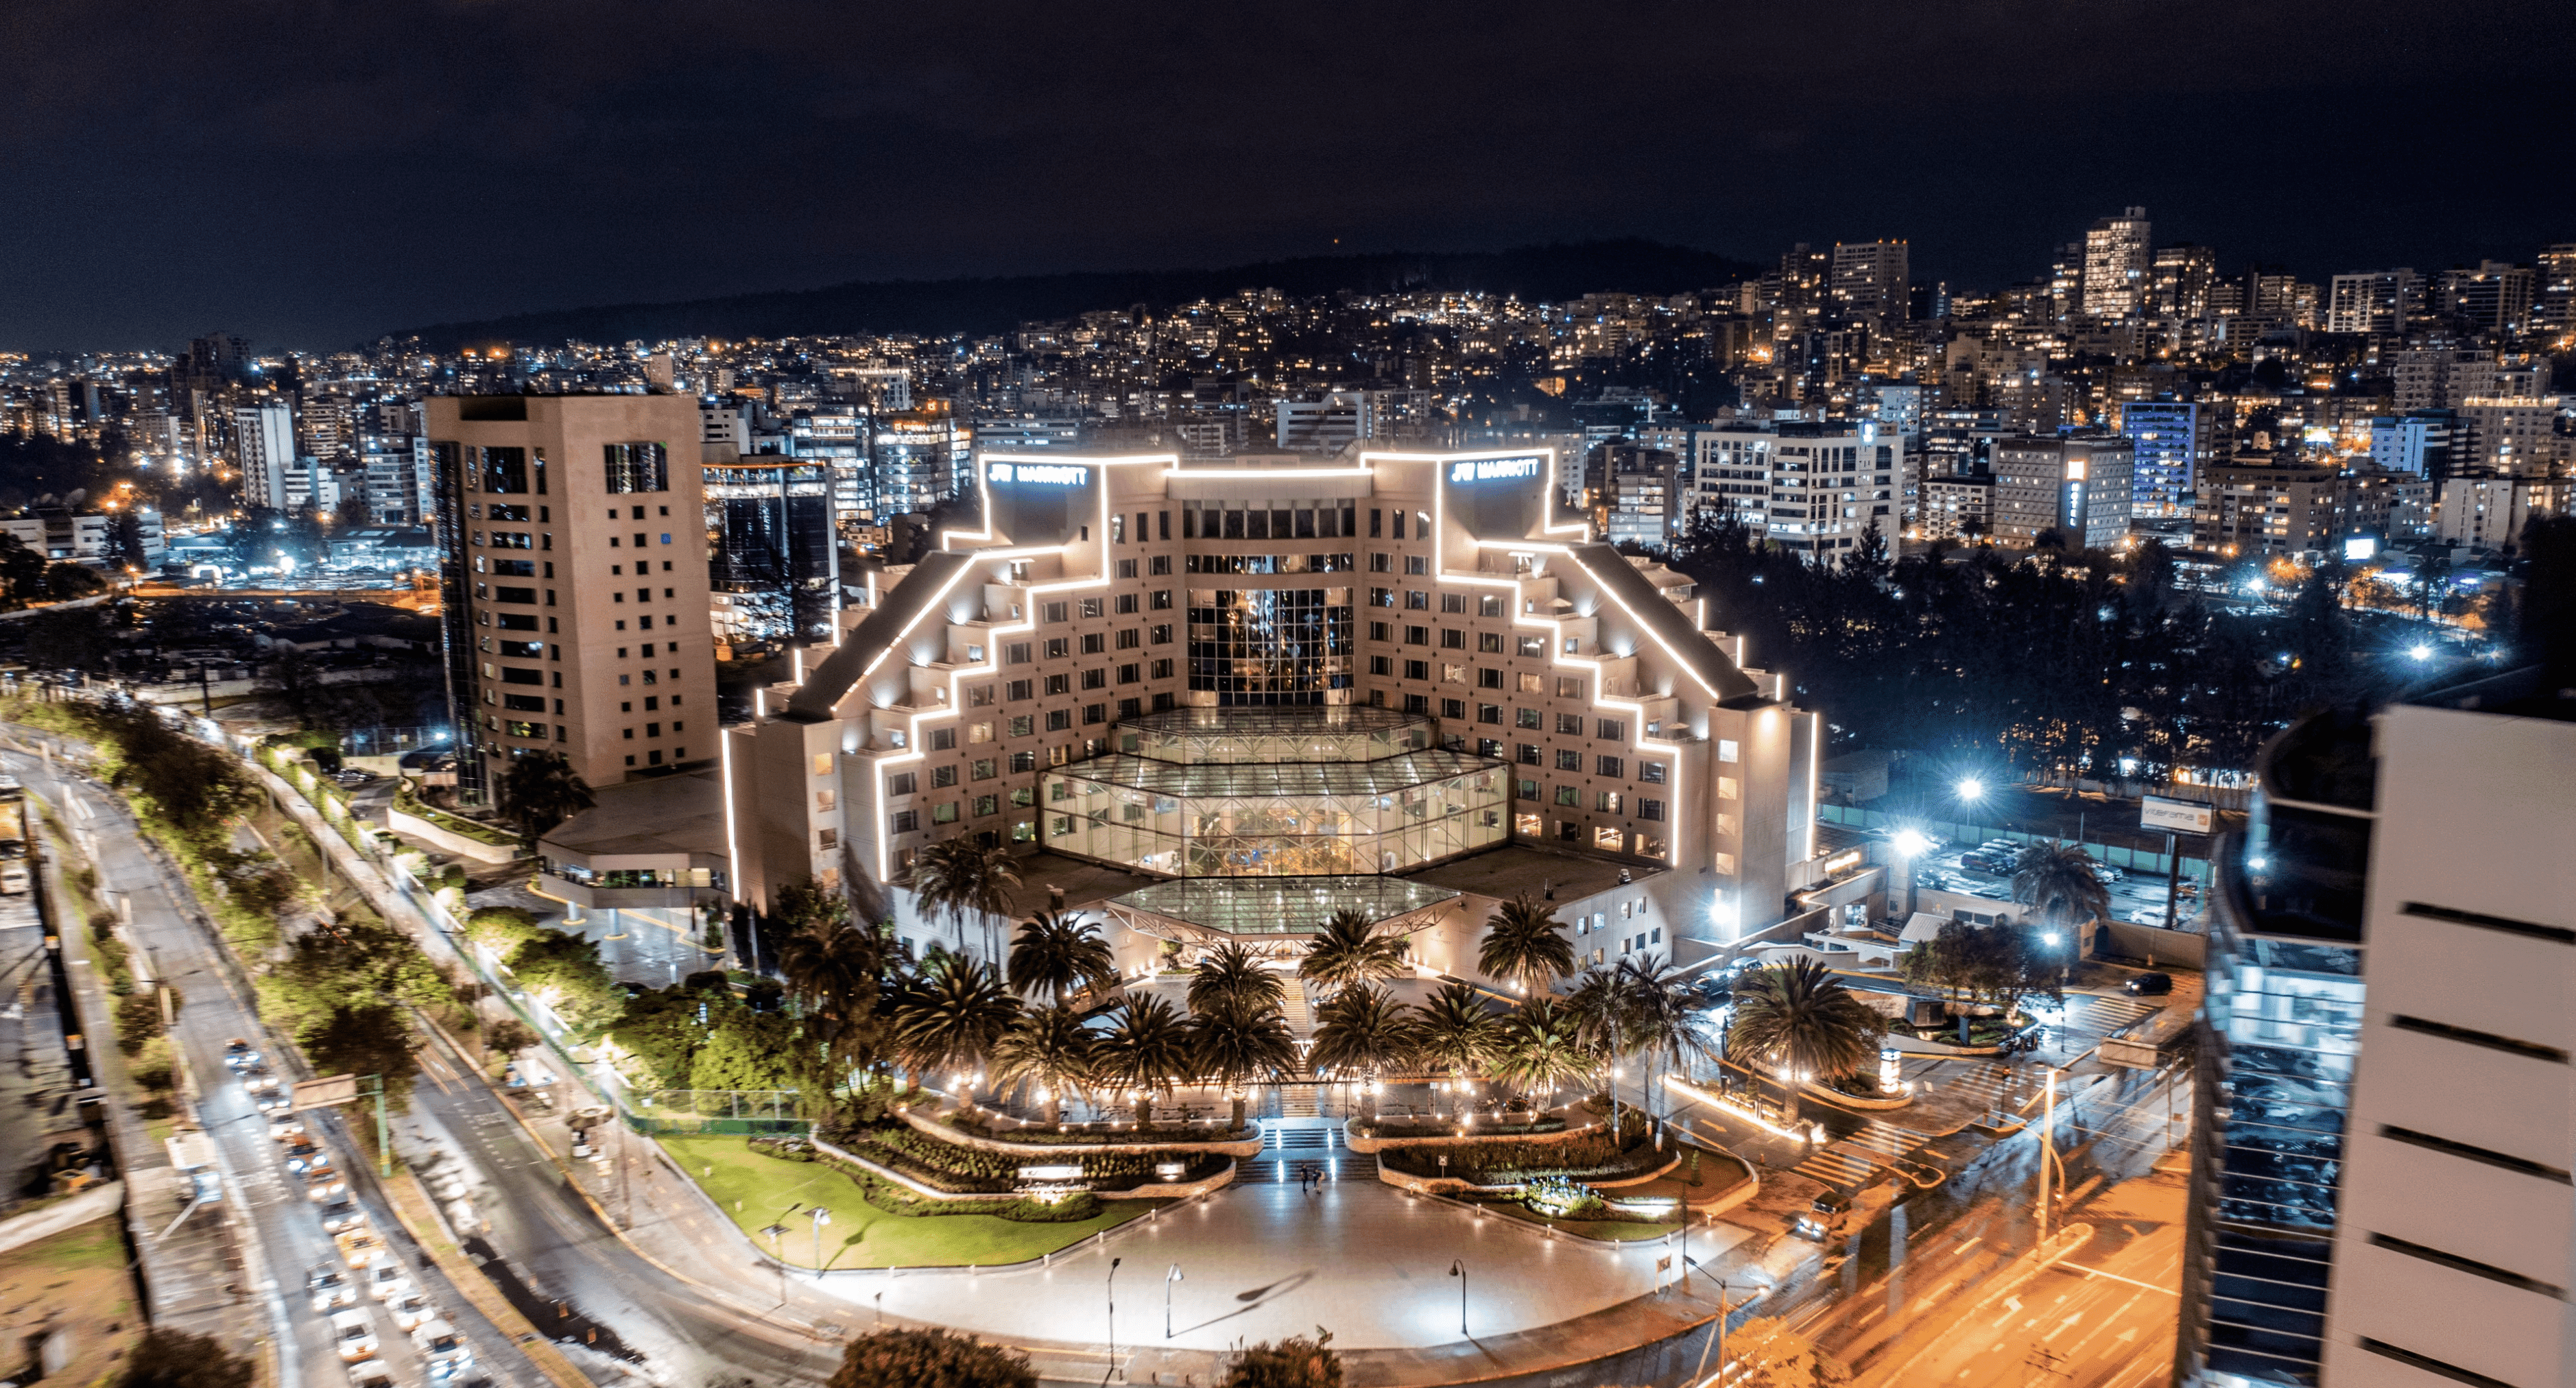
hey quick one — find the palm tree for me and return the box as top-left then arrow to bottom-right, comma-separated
774,916 -> 894,1084
2011,841 -> 2112,935
1411,981 -> 1499,1118
1488,997 -> 1593,1106
1006,911 -> 1116,1007
1298,909 -> 1407,996
1562,964 -> 1634,1132
494,750 -> 594,840
1096,993 -> 1195,1129
1188,942 -> 1286,1019
1189,1003 -> 1296,1129
1611,954 -> 1718,1121
909,837 -> 1023,963
989,1004 -> 1095,1127
1477,894 -> 1575,997
1308,984 -> 1418,1123
891,959 -> 1021,1099
1727,959 -> 1884,1127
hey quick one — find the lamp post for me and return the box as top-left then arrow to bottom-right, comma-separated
1890,827 -> 1933,923
760,1224 -> 788,1302
809,1206 -> 831,1278
1165,1263 -> 1182,1341
1448,1259 -> 1467,1339
1106,1257 -> 1121,1380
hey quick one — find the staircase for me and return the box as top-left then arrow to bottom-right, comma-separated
1241,1119 -> 1374,1182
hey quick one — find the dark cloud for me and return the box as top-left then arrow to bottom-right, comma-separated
2,0 -> 2569,348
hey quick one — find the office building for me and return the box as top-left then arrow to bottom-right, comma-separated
2121,400 -> 2210,517
1276,392 -> 1374,451
705,454 -> 841,645
2367,413 -> 2454,478
2178,672 -> 2576,1388
1830,241 -> 1910,330
1992,435 -> 2134,548
868,407 -> 967,518
711,449 -> 1830,979
427,393 -> 718,805
234,398 -> 296,511
2082,207 -> 2153,320
2192,461 -> 2346,559
2326,270 -> 2422,335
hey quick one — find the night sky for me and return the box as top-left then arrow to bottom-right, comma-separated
4,0 -> 2571,350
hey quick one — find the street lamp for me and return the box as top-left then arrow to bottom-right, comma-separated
1889,828 -> 1933,921
1106,1257 -> 1121,1379
1165,1263 -> 1183,1341
760,1224 -> 789,1302
1955,776 -> 1985,802
1448,1259 -> 1467,1338
809,1207 -> 831,1278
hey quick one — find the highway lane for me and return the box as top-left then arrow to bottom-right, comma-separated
3,743 -> 525,1388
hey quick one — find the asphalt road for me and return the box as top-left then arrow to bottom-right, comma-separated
2,743 -> 525,1388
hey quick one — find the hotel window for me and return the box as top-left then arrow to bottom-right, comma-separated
1007,679 -> 1033,700
1595,718 -> 1626,741
974,795 -> 999,817
1081,633 -> 1105,656
1441,592 -> 1466,614
1713,851 -> 1737,874
1597,791 -> 1621,813
1009,715 -> 1034,737
1442,665 -> 1466,683
1477,704 -> 1501,724
1517,636 -> 1545,656
1044,637 -> 1069,659
1555,750 -> 1580,771
1010,750 -> 1036,774
1405,625 -> 1429,645
1514,812 -> 1542,836
1555,713 -> 1584,735
1042,601 -> 1068,624
1595,826 -> 1626,852
1477,668 -> 1504,689
1440,698 -> 1466,720
1405,555 -> 1427,575
1045,674 -> 1070,696
967,684 -> 995,706
1641,763 -> 1668,785
889,809 -> 918,833
1404,660 -> 1430,681
1115,627 -> 1141,649
1638,799 -> 1665,822
1713,812 -> 1738,836
1517,744 -> 1541,765
1080,597 -> 1104,619
1080,669 -> 1106,690
1556,676 -> 1584,699
1554,786 -> 1579,806
1597,756 -> 1623,778
968,722 -> 994,743
1479,595 -> 1505,617
1717,776 -> 1738,800
1516,707 -> 1541,729
811,753 -> 834,776
931,765 -> 957,789
971,759 -> 997,780
1478,632 -> 1503,654
1719,739 -> 1739,763
1150,624 -> 1173,643
887,772 -> 916,796
1405,591 -> 1429,610
1006,643 -> 1031,665
1440,629 -> 1464,649
1515,778 -> 1538,798
929,728 -> 957,752
1369,656 -> 1392,676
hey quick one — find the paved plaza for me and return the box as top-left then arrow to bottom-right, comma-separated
823,1165 -> 1752,1350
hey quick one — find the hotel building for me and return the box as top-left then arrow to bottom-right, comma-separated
706,448 -> 1834,985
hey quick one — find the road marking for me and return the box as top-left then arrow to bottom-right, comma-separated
2058,1263 -> 2180,1295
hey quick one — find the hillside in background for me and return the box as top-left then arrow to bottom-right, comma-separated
386,240 -> 1759,352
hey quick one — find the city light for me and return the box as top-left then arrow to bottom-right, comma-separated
2408,645 -> 2432,660
1955,776 -> 1984,802
1891,828 -> 1933,857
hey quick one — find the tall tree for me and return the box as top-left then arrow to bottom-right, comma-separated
1005,910 -> 1115,1007
1188,941 -> 1285,1019
892,959 -> 1020,1095
1476,895 -> 1575,996
1488,997 -> 1593,1103
775,915 -> 895,1082
1307,984 -> 1418,1123
909,837 -> 1023,961
1726,960 -> 1883,1127
1608,953 -> 1717,1118
989,1004 -> 1095,1127
828,1328 -> 1034,1388
1189,1000 -> 1297,1129
2009,841 -> 2111,934
1096,993 -> 1196,1129
115,1328 -> 259,1388
1410,981 -> 1499,1116
495,750 -> 595,840
1298,909 -> 1407,996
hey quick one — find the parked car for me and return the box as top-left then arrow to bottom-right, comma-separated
330,1308 -> 379,1362
2125,972 -> 2174,996
309,1266 -> 357,1312
2127,906 -> 2169,926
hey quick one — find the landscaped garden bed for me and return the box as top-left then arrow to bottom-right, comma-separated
1374,1112 -> 1660,1186
658,1135 -> 1158,1269
818,1120 -> 1230,1194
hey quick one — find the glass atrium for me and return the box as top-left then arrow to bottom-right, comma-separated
1043,706 -> 1510,878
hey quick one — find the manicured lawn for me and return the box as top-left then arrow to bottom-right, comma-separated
657,1135 -> 1162,1269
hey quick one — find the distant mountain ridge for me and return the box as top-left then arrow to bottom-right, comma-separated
385,239 -> 1759,352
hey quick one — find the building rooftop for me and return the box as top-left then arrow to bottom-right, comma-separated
540,768 -> 728,864
1401,841 -> 1658,907
1110,874 -> 1459,939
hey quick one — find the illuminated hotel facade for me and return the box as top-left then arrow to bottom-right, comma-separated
718,448 -> 1828,981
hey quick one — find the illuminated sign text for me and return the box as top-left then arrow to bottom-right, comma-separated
989,463 -> 1088,486
1448,456 -> 1544,484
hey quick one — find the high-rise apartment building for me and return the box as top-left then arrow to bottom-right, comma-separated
427,394 -> 717,805
2082,207 -> 2153,320
233,399 -> 296,511
2437,261 -> 2538,335
2367,412 -> 2454,478
2178,674 -> 2576,1388
2455,395 -> 2571,476
1992,435 -> 2134,547
717,448 -> 1829,981
2191,460 -> 2346,558
2326,270 -> 2423,335
2150,243 -> 2220,324
2120,400 -> 2210,517
1829,240 -> 1909,330
2538,243 -> 2576,333
1684,422 -> 1894,555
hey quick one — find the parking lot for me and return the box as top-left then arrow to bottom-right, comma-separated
1907,836 -> 2202,929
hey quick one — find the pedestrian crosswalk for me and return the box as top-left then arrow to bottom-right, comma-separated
1931,1062 -> 2021,1108
1791,1118 -> 1928,1191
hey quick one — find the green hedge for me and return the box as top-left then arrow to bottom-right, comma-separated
1377,1116 -> 1660,1186
861,1182 -> 1106,1223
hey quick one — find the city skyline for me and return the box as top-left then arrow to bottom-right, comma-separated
2,0 -> 2572,346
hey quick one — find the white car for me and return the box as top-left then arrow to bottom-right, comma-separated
410,1321 -> 472,1380
346,1359 -> 396,1388
364,1258 -> 414,1302
309,1267 -> 357,1312
2129,906 -> 2169,926
387,1291 -> 437,1333
331,1308 -> 379,1362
